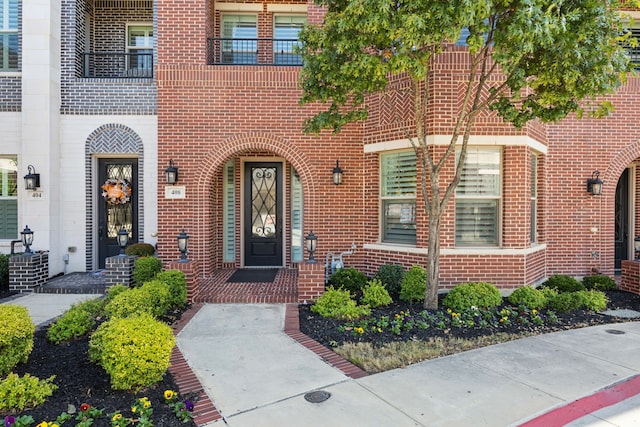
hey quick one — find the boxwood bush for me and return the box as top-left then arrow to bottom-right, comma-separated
443,282 -> 502,311
542,274 -> 585,292
132,256 -> 163,286
399,265 -> 426,304
47,297 -> 105,344
328,267 -> 368,295
361,278 -> 393,308
124,242 -> 155,257
105,279 -> 171,319
156,269 -> 187,310
374,264 -> 405,299
0,305 -> 35,376
582,274 -> 617,291
88,313 -> 175,391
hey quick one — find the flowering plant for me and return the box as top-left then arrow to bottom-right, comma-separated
101,178 -> 132,205
75,403 -> 104,427
164,390 -> 195,423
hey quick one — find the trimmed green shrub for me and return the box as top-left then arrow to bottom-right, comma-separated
542,274 -> 585,292
361,278 -> 393,308
547,292 -> 584,313
580,289 -> 609,312
0,373 -> 57,412
89,313 -> 175,391
508,286 -> 548,310
125,242 -> 155,257
374,264 -> 405,299
0,305 -> 35,376
156,269 -> 188,310
132,256 -> 163,286
0,253 -> 9,291
443,282 -> 502,311
328,267 -> 368,295
105,283 -> 129,301
311,287 -> 371,320
582,275 -> 617,291
105,280 -> 171,319
399,265 -> 426,304
47,297 -> 105,344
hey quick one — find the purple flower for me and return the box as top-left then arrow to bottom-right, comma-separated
4,416 -> 15,427
184,400 -> 194,412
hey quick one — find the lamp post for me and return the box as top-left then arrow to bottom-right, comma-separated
117,226 -> 129,255
21,225 -> 34,255
305,231 -> 317,263
177,229 -> 189,262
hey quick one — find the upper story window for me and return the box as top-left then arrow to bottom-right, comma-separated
623,28 -> 640,70
222,14 -> 258,64
0,0 -> 18,71
0,156 -> 17,239
274,15 -> 306,65
126,25 -> 153,77
380,151 -> 416,245
455,148 -> 501,246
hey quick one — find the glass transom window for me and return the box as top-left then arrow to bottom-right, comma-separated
455,148 -> 501,246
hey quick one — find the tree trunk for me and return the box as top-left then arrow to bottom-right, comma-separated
424,170 -> 441,309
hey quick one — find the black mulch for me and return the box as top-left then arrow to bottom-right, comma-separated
0,288 -> 197,426
299,290 -> 640,348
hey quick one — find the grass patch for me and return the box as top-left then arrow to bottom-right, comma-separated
334,333 -> 534,373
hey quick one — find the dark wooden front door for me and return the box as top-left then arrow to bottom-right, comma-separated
97,158 -> 138,269
615,168 -> 629,273
244,162 -> 283,266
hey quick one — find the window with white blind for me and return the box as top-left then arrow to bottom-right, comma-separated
0,0 -> 18,71
223,160 -> 235,262
291,168 -> 304,262
455,148 -> 501,246
273,15 -> 306,65
126,25 -> 153,76
530,154 -> 537,244
0,156 -> 17,239
222,15 -> 257,64
381,151 -> 416,244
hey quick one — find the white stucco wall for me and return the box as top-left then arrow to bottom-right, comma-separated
59,115 -> 158,273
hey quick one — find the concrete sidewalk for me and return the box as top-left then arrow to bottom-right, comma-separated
1,292 -> 98,326
176,304 -> 640,427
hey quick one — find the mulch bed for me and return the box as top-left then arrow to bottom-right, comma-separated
299,290 -> 640,347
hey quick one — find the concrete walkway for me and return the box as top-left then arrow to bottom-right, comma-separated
4,294 -> 640,426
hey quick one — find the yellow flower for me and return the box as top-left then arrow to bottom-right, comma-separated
37,422 -> 48,427
355,327 -> 364,334
532,309 -> 538,315
446,308 -> 452,313
51,424 -> 59,427
164,390 -> 175,400
112,414 -> 123,421
132,406 -> 137,413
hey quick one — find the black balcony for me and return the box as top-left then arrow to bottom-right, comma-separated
207,38 -> 303,66
83,52 -> 154,78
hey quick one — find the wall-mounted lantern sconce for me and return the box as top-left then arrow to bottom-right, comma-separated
305,230 -> 317,263
586,171 -> 603,196
21,225 -> 34,255
165,159 -> 179,185
332,160 -> 343,185
177,229 -> 189,262
117,226 -> 129,255
24,165 -> 40,190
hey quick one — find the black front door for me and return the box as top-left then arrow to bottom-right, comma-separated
615,168 -> 629,273
97,158 -> 138,269
244,162 -> 283,266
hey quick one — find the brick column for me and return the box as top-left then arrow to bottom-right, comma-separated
9,252 -> 49,293
297,262 -> 325,304
105,255 -> 136,287
168,259 -> 200,303
621,260 -> 640,295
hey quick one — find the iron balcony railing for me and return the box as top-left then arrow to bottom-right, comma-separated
82,52 -> 154,78
207,38 -> 303,66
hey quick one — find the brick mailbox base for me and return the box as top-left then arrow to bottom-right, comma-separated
621,260 -> 640,295
105,255 -> 136,287
9,252 -> 49,293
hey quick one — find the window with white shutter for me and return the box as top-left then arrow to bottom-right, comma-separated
380,151 -> 416,244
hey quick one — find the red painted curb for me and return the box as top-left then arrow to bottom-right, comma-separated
519,374 -> 640,426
